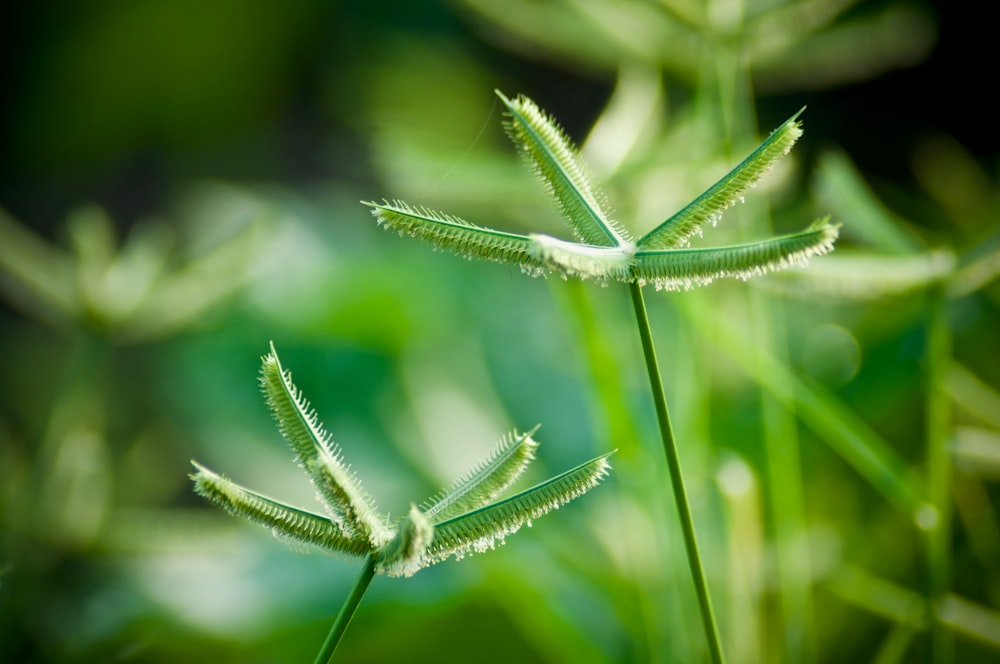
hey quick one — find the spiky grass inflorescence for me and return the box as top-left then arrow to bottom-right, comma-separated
421,426 -> 540,522
637,109 -> 805,250
191,462 -> 371,556
192,344 -> 612,579
365,91 -> 832,664
634,218 -> 840,291
497,90 -> 631,247
419,452 -> 614,573
260,342 -> 391,547
365,199 -> 542,273
366,96 -> 836,290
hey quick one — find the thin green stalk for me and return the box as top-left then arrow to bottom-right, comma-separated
315,555 -> 376,664
925,284 -> 952,663
629,280 -> 726,664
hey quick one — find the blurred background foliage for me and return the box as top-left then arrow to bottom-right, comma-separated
1,0 -> 998,662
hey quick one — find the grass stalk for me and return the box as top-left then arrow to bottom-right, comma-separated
925,284 -> 953,663
315,555 -> 376,664
629,280 -> 726,664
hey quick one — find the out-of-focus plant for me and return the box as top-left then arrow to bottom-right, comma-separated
367,90 -> 837,663
457,0 -> 935,93
762,147 -> 1000,660
0,187 -> 279,661
0,190 -> 269,344
192,343 -> 612,661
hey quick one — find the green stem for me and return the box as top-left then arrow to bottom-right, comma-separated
315,555 -> 376,664
628,281 -> 726,664
925,285 -> 952,663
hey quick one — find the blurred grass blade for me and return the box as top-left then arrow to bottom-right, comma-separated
952,427 -> 1000,479
0,208 -> 78,324
924,285 -> 953,661
813,150 -> 924,252
681,296 -> 924,515
872,622 -> 920,664
830,567 -> 1000,652
938,594 -> 1000,650
947,363 -> 1000,429
750,3 -> 936,93
771,250 -> 955,299
827,566 -> 925,625
582,64 -> 665,178
949,229 -> 1000,297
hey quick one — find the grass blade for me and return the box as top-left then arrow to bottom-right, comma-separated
681,296 -> 925,516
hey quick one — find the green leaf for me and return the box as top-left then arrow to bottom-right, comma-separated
497,90 -> 632,248
633,218 -> 839,290
422,427 -> 540,523
260,343 -> 392,547
191,462 -> 371,557
419,451 -> 614,573
638,110 -> 805,250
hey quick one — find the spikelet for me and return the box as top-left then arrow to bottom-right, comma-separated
193,345 -> 613,579
422,427 -> 540,522
366,95 -> 835,293
497,90 -> 632,248
637,110 -> 805,250
634,219 -> 839,291
260,343 -> 392,547
365,200 -> 541,272
413,452 -> 614,576
191,462 -> 371,556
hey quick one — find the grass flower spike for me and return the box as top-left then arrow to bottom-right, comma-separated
367,91 -> 838,289
192,343 -> 612,660
365,91 -> 840,664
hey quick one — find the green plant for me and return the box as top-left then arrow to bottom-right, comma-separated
191,343 -> 612,662
366,90 -> 839,663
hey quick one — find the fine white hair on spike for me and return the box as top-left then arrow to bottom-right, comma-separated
634,219 -> 839,291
